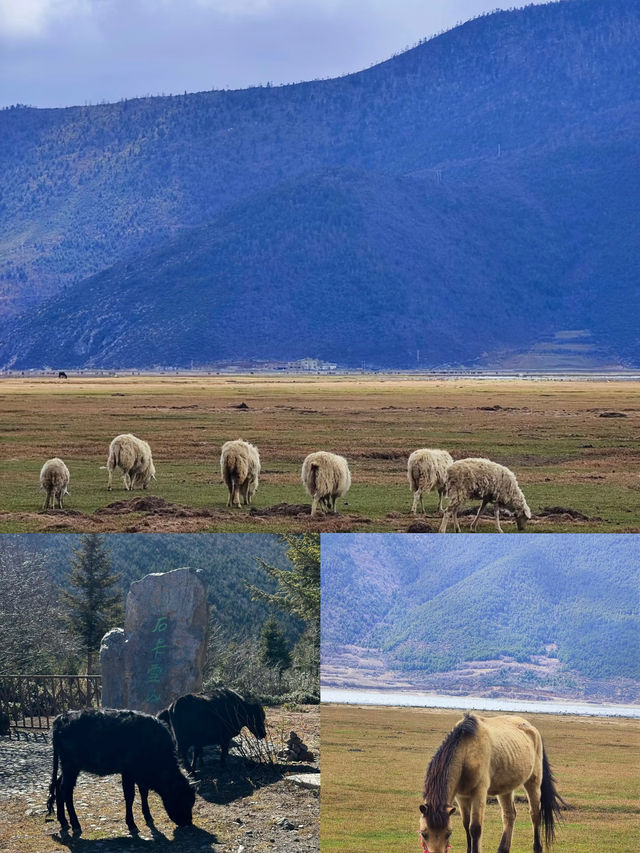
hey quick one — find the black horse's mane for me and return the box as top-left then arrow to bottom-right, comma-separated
421,713 -> 478,828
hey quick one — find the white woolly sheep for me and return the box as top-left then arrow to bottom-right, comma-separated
301,451 -> 351,517
220,439 -> 261,507
103,433 -> 156,491
40,458 -> 70,510
439,457 -> 532,533
407,448 -> 453,514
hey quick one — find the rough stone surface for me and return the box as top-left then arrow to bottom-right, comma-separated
100,567 -> 209,714
99,628 -> 126,709
286,774 -> 321,791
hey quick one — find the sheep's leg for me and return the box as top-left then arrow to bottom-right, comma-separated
123,472 -> 131,491
121,773 -> 139,833
470,499 -> 488,532
311,496 -> 319,517
453,509 -> 462,533
107,467 -> 113,491
494,505 -> 504,533
138,784 -> 153,825
411,490 -> 420,514
42,490 -> 51,511
439,510 -> 450,533
437,488 -> 445,512
58,491 -> 64,510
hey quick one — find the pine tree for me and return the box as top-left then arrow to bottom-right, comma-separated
248,534 -> 320,622
260,616 -> 292,675
247,534 -> 320,692
61,534 -> 124,674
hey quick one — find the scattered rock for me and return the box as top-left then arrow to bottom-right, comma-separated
599,411 -> 627,418
277,731 -> 314,762
286,774 -> 321,791
233,402 -> 250,409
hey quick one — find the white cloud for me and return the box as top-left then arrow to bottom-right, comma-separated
0,0 -> 91,38
0,0 -> 552,107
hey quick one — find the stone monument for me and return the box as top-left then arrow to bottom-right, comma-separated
100,567 -> 209,714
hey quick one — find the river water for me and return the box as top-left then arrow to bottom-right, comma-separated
321,687 -> 640,718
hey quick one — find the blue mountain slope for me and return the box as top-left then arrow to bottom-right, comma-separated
1,0 -> 638,367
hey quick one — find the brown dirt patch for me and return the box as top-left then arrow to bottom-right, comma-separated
537,505 -> 602,522
249,503 -> 311,517
0,706 -> 319,853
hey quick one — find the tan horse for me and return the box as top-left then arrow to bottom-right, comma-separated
419,714 -> 565,853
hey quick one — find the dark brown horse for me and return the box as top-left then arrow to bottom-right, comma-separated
419,713 -> 565,853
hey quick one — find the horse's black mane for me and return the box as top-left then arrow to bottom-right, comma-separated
422,713 -> 478,827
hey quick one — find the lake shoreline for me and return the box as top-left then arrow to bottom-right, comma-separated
321,687 -> 640,718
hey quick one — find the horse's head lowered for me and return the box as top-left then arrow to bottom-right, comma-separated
418,802 -> 455,853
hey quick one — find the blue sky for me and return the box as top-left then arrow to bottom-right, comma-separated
0,0 -> 554,108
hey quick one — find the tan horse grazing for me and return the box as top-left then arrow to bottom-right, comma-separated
419,714 -> 565,853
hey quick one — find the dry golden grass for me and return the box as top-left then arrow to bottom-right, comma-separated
320,704 -> 640,852
1,375 -> 639,531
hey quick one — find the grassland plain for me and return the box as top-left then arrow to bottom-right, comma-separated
320,704 -> 640,853
1,375 -> 639,532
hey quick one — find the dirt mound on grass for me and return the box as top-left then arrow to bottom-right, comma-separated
96,496 -> 230,520
406,521 -> 436,533
249,502 -> 311,517
537,505 -> 602,522
96,495 -> 198,515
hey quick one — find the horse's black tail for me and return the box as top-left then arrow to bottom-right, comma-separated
540,746 -> 567,848
46,741 -> 59,816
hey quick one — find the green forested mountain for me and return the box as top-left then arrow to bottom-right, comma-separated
321,535 -> 640,684
1,0 -> 639,367
7,533 -> 303,643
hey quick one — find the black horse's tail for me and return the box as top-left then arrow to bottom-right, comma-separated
540,746 -> 567,848
46,741 -> 59,816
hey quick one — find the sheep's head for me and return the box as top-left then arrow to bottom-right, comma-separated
516,501 -> 532,530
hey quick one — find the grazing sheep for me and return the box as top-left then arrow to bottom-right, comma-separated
220,439 -> 261,507
439,457 -> 532,533
40,458 -> 70,510
47,708 -> 195,835
301,451 -> 351,516
407,449 -> 453,514
103,433 -> 156,491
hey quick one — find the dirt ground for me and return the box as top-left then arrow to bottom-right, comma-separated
0,707 -> 319,853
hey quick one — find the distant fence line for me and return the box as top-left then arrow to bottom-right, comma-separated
0,675 -> 102,731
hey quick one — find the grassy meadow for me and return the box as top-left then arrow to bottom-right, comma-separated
320,704 -> 640,853
1,374 -> 639,532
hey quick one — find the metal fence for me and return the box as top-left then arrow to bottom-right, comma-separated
0,675 -> 102,731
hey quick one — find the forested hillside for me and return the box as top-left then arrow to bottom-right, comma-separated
9,533 -> 302,643
1,0 -> 639,367
321,535 -> 640,698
